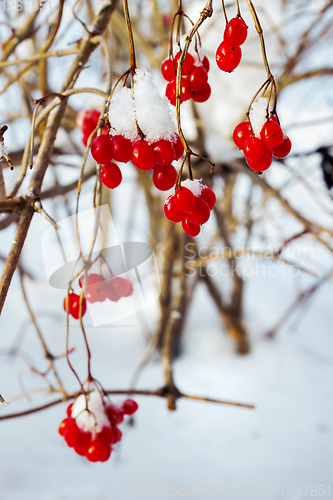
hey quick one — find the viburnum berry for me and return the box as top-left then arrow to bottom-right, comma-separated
202,55 -> 210,73
100,446 -> 112,462
107,404 -> 124,426
175,186 -> 196,213
64,419 -> 80,448
199,185 -> 216,210
216,41 -> 242,72
63,293 -> 87,319
79,274 -> 107,304
233,121 -> 252,149
164,195 -> 184,223
86,440 -> 108,463
152,139 -> 175,165
165,77 -> 190,106
113,427 -> 122,443
74,430 -> 92,456
260,121 -> 284,150
131,140 -> 155,171
109,277 -> 132,297
58,418 -> 68,437
224,17 -> 248,46
187,198 -> 210,225
272,136 -> 292,159
66,403 -> 73,417
182,217 -> 201,237
246,148 -> 273,172
78,109 -> 100,135
172,135 -> 184,160
98,426 -> 115,446
189,66 -> 208,93
100,162 -> 122,189
174,51 -> 195,76
191,83 -> 211,103
153,164 -> 178,191
91,135 -> 113,164
243,136 -> 264,161
103,279 -> 121,302
122,399 -> 139,415
161,59 -> 176,81
111,135 -> 132,163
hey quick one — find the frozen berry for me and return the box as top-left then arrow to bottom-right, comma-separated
243,137 -> 264,161
100,162 -> 122,189
153,164 -> 178,191
64,419 -> 80,448
246,148 -> 272,172
152,139 -> 175,165
111,135 -> 132,163
111,277 -> 132,297
199,185 -> 216,210
58,418 -> 68,437
202,55 -> 210,73
191,83 -> 211,103
63,293 -> 87,320
131,140 -> 155,171
161,58 -> 176,81
86,440 -> 108,462
187,198 -> 210,224
173,135 -> 184,160
66,403 -> 73,417
174,51 -> 195,75
166,77 -> 191,106
122,399 -> 138,415
91,135 -> 113,164
97,426 -> 115,446
189,66 -> 208,93
106,404 -> 124,425
175,186 -> 196,212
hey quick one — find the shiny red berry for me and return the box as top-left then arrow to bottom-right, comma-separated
173,135 -> 184,160
97,426 -> 115,446
64,419 -> 80,447
100,162 -> 122,189
189,66 -> 208,93
131,140 -> 155,171
272,136 -> 292,159
246,148 -> 273,172
66,403 -> 73,417
106,404 -> 124,425
100,446 -> 112,462
233,121 -> 252,149
86,440 -> 108,462
260,121 -> 284,150
224,17 -> 248,46
111,135 -> 132,163
166,77 -> 190,106
63,293 -> 87,319
91,135 -> 113,164
58,418 -> 68,437
153,164 -> 178,191
202,55 -> 210,73
191,83 -> 211,103
152,139 -> 175,165
164,195 -> 184,223
74,430 -> 92,456
111,277 -> 132,297
199,186 -> 216,210
187,198 -> 210,225
216,41 -> 242,72
175,187 -> 196,213
161,59 -> 176,81
182,217 -> 201,237
103,279 -> 121,302
243,137 -> 264,161
122,399 -> 138,415
174,51 -> 195,75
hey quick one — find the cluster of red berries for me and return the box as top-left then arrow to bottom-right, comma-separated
164,181 -> 216,237
90,132 -> 185,192
76,109 -> 107,146
58,397 -> 138,463
63,274 -> 134,319
161,51 -> 211,105
233,115 -> 292,172
216,17 -> 248,73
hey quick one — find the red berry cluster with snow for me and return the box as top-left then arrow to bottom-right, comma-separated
164,179 -> 216,237
162,48 -> 211,105
233,98 -> 292,172
63,274 -> 134,320
216,17 -> 248,73
58,391 -> 138,463
87,69 -> 185,192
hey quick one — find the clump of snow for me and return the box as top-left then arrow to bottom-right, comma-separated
71,390 -> 110,433
108,69 -> 177,143
182,178 -> 203,196
249,98 -> 268,137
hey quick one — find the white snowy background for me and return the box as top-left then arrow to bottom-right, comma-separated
0,0 -> 333,499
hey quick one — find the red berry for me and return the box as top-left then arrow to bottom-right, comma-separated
153,164 -> 178,191
85,279 -> 107,304
66,403 -> 73,417
91,135 -> 113,164
161,59 -> 176,81
199,185 -> 216,210
74,430 -> 92,455
122,281 -> 134,297
216,41 -> 242,72
100,446 -> 112,462
164,195 -> 184,223
233,121 -> 252,149
243,137 -> 264,161
106,404 -> 124,425
173,135 -> 184,160
165,78 -> 191,106
113,427 -> 122,443
246,148 -> 273,172
187,198 -> 210,225
86,440 -> 107,462
97,426 -> 115,446
152,139 -> 175,165
122,399 -> 138,415
111,135 -> 132,163
182,217 -> 201,237
79,273 -> 102,288
175,187 -> 196,213
174,51 -> 195,76
131,140 -> 155,171
272,136 -> 292,159
224,17 -> 248,46
58,418 -> 68,437
111,277 -> 132,297
77,109 -> 100,135
191,83 -> 211,103
103,279 -> 121,302
260,121 -> 284,150
64,419 -> 80,447
189,66 -> 208,93
63,293 -> 87,320
100,162 -> 122,189
202,55 -> 210,73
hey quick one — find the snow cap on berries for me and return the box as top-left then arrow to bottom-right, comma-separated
249,98 -> 268,138
181,178 -> 203,196
108,87 -> 138,142
71,391 -> 110,433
